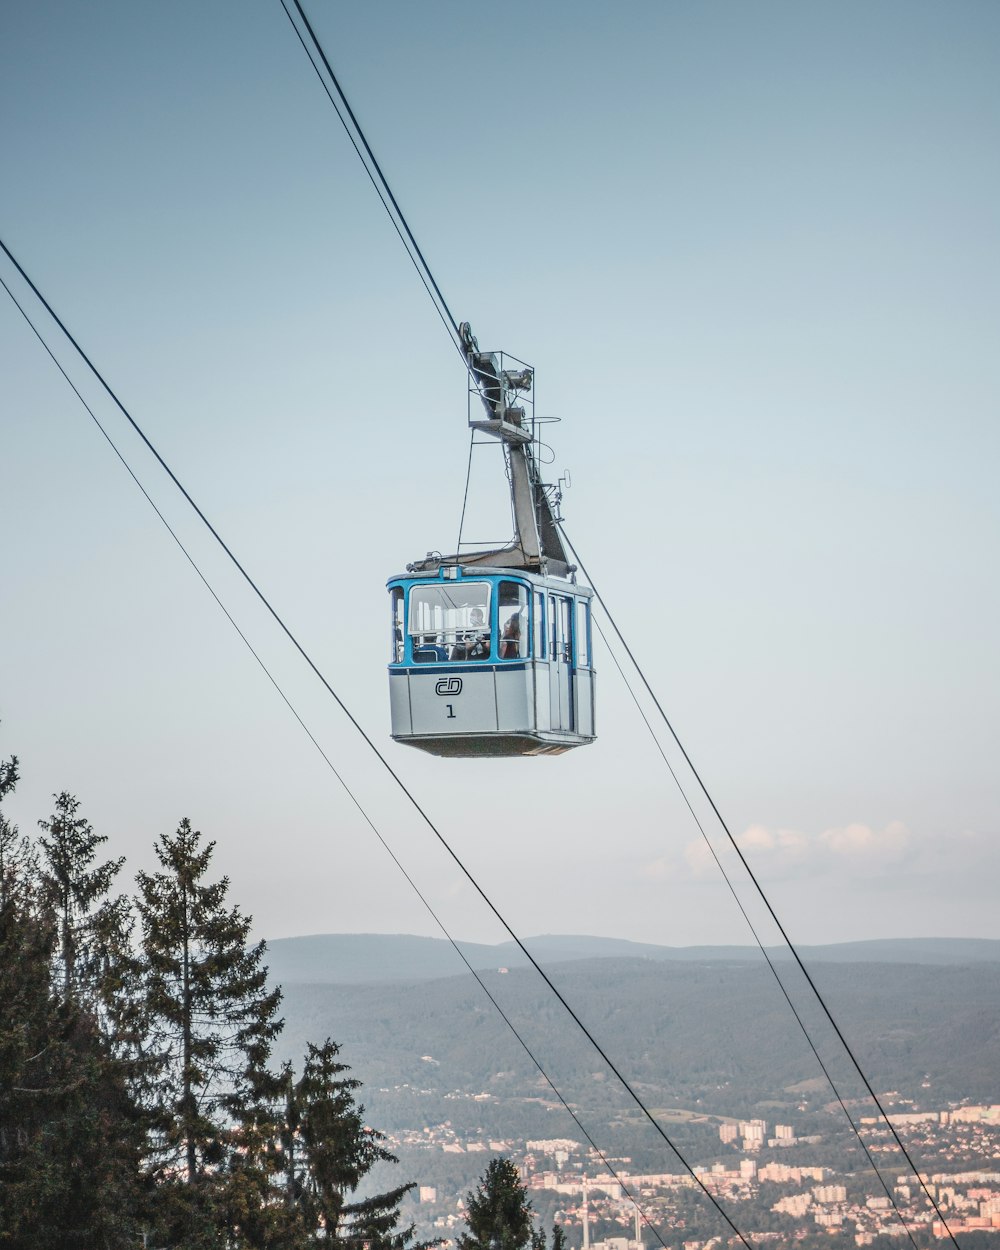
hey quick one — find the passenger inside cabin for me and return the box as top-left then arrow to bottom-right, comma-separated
499,613 -> 521,659
450,607 -> 490,661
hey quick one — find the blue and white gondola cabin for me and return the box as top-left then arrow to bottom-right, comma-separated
386,323 -> 597,758
387,567 -> 595,757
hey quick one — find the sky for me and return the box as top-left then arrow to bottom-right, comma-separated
2,0 -> 998,953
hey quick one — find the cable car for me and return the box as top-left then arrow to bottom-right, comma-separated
387,324 -> 596,757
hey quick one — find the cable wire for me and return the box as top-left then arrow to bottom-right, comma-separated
271,22 -> 953,1225
277,0 -> 462,361
260,6 -> 954,1224
5,13 -> 954,1237
286,0 -> 460,340
455,429 -> 475,555
0,264 -> 675,1250
592,618 -> 920,1247
280,0 -> 499,551
561,525 -> 959,1248
0,238 -> 758,1250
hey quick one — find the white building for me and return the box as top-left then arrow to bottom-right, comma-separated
814,1185 -> 848,1204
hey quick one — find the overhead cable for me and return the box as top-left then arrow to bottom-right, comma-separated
271,12 -> 963,1229
259,6 -> 953,1234
561,523 -> 959,1248
0,263 -> 676,1250
279,0 -> 467,362
592,618 -> 920,1247
0,237 -> 757,1250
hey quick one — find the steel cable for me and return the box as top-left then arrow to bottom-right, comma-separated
592,617 -> 921,1247
560,523 -> 959,1248
0,238 -> 757,1250
0,264 -> 675,1250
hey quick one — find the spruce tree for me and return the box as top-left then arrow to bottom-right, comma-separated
277,1039 -> 436,1250
35,789 -> 145,1130
285,1040 -> 417,1245
0,842 -> 60,1244
37,790 -> 128,1006
459,1157 -> 543,1250
0,747 -> 49,1239
0,747 -> 18,803
0,752 -> 33,910
0,761 -> 142,1248
136,818 -> 283,1247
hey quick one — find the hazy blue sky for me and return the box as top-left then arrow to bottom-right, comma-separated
2,0 -> 998,952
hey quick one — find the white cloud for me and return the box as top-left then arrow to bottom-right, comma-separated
739,823 -> 810,859
639,820 -> 997,907
683,837 -> 716,876
817,819 -> 910,860
631,820 -> 998,943
673,819 -> 914,882
639,855 -> 673,881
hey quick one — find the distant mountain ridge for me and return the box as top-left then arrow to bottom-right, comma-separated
264,932 -> 1000,986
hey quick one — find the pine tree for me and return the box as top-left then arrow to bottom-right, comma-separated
0,761 -> 143,1249
459,1157 -> 542,1250
37,791 -> 127,1005
0,752 -> 34,910
276,1039 -> 436,1250
0,848 -> 60,1244
0,747 -> 18,802
136,817 -> 283,1247
35,788 -> 146,1134
0,747 -> 51,1240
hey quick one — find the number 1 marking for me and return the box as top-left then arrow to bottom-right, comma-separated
446,704 -> 456,719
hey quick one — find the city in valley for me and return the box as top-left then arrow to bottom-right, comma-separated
387,1100 -> 1000,1248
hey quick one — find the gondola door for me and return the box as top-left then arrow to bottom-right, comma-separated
549,594 -> 575,732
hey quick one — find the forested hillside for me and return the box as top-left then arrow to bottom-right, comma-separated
275,955 -> 1000,1139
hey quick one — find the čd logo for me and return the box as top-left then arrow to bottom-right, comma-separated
435,677 -> 463,696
